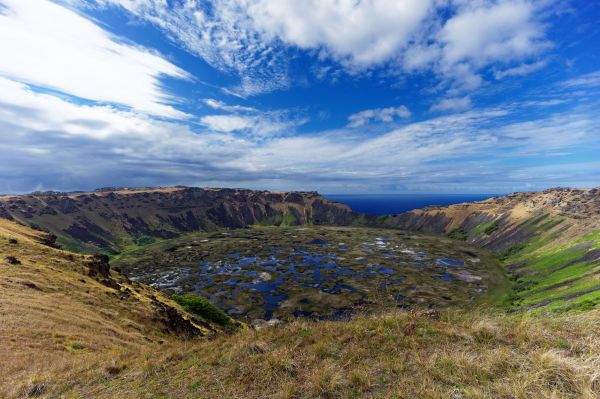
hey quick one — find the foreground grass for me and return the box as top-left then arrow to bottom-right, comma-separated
81,307 -> 600,399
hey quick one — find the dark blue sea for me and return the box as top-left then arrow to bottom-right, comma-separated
323,194 -> 497,216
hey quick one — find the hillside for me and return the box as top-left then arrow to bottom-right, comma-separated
0,218 -> 238,398
2,189 -> 600,398
2,220 -> 599,398
0,187 -> 357,254
384,187 -> 600,312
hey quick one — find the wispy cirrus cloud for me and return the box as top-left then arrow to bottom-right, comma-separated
200,98 -> 307,137
560,71 -> 600,88
430,96 -> 472,113
93,0 -> 291,97
347,106 -> 411,128
494,60 -> 548,80
0,0 -> 189,118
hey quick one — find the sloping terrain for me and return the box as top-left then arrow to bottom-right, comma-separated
0,219 -> 237,398
384,187 -> 600,311
0,187 -> 357,254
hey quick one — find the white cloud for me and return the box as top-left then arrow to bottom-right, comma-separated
1,74 -> 598,193
246,0 -> 433,66
200,114 -> 254,132
200,108 -> 306,137
434,0 -> 551,92
347,106 -> 411,128
202,98 -> 257,113
522,99 -> 567,107
440,1 -> 549,68
494,60 -> 548,79
430,96 -> 472,113
93,0 -> 554,97
94,0 -> 290,96
0,0 -> 189,118
199,97 -> 307,137
560,71 -> 600,88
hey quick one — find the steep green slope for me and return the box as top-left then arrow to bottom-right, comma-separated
385,187 -> 600,312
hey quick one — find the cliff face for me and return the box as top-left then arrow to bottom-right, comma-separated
0,187 -> 357,253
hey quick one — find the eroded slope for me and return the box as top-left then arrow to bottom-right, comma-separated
0,187 -> 357,254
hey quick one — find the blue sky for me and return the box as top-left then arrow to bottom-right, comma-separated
0,0 -> 599,194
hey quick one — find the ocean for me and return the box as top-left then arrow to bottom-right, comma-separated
323,194 -> 497,216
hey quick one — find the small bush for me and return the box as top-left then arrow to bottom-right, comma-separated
484,223 -> 498,235
5,256 -> 21,265
135,235 -> 156,246
448,229 -> 468,241
498,243 -> 527,261
172,294 -> 230,326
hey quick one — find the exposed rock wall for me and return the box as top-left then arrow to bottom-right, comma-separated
0,187 -> 358,252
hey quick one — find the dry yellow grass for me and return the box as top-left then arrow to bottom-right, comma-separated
0,219 -> 218,398
82,308 -> 600,399
2,218 -> 600,398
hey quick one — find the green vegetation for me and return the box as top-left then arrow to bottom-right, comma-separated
27,222 -> 48,232
498,242 -> 527,261
57,236 -> 117,256
258,212 -> 298,226
135,235 -> 156,246
448,228 -> 468,241
350,213 -> 370,226
114,226 -> 507,321
472,220 -> 495,235
172,293 -> 231,326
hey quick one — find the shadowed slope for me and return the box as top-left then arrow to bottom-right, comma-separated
0,187 -> 358,254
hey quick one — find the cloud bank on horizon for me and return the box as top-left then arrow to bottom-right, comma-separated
0,0 -> 599,194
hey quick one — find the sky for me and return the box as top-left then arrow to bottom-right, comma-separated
0,0 -> 599,194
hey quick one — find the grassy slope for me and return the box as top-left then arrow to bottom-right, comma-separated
0,219 -> 233,398
502,226 -> 600,312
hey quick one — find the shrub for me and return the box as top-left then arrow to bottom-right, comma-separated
135,235 -> 156,246
448,229 -> 468,241
172,294 -> 230,326
484,223 -> 498,235
498,243 -> 527,261
5,256 -> 21,265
